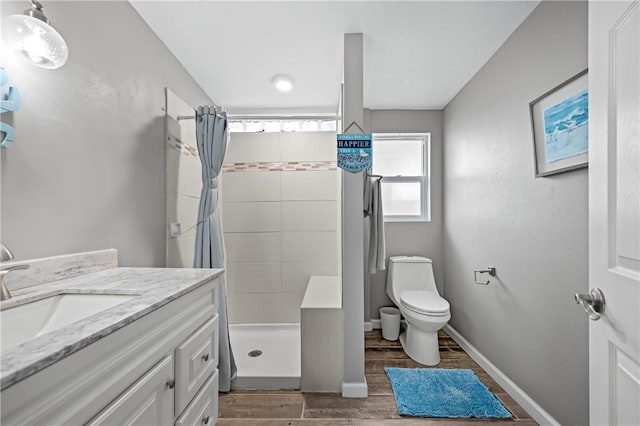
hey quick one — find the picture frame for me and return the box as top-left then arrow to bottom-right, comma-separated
529,69 -> 589,177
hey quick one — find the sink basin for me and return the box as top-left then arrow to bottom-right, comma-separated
1,293 -> 136,351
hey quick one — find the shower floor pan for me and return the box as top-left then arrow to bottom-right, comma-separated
229,323 -> 300,390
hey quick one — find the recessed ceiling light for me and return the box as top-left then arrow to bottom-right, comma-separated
271,74 -> 294,92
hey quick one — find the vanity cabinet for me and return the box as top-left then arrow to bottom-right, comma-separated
0,278 -> 220,426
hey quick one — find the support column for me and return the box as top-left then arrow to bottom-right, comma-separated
341,33 -> 367,398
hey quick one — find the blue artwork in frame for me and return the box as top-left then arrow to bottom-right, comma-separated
530,69 -> 589,177
0,67 -> 21,148
543,89 -> 588,163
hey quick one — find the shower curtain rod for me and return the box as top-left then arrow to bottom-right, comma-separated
176,101 -> 223,120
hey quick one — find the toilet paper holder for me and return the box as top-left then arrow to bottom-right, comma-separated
474,267 -> 496,285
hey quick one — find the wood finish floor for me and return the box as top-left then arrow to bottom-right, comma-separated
218,330 -> 538,426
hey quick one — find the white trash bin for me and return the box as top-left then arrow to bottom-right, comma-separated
379,307 -> 401,341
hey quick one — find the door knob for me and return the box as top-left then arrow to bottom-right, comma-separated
575,288 -> 605,320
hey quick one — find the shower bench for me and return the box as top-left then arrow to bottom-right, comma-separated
300,276 -> 343,392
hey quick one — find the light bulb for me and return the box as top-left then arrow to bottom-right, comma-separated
23,35 -> 48,64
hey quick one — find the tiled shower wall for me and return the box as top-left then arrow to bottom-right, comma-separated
222,132 -> 341,324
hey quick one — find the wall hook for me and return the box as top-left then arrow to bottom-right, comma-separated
342,120 -> 366,134
474,267 -> 496,285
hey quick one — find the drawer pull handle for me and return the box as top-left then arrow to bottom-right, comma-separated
166,379 -> 175,389
202,353 -> 210,362
202,414 -> 210,424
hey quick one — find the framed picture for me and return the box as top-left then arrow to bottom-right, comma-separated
529,69 -> 588,177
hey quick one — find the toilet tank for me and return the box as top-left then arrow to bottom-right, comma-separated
386,256 -> 437,305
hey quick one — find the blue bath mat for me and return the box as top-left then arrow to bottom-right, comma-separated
384,368 -> 511,419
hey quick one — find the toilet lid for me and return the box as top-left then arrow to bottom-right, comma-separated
400,291 -> 450,315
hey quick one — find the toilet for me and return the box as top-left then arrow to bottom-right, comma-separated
386,256 -> 450,366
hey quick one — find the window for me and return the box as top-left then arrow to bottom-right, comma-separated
228,119 -> 337,133
372,133 -> 430,222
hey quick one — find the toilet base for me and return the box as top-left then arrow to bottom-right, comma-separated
399,325 -> 440,366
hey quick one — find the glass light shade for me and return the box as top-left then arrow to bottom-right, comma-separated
2,14 -> 68,69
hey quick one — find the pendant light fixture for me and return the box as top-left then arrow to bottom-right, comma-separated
2,0 -> 68,69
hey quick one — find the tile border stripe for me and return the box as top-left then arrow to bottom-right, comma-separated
223,161 -> 337,172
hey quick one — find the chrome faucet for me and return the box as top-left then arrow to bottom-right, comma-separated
0,244 -> 30,301
0,243 -> 14,262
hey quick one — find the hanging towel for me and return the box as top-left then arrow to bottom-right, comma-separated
365,176 -> 386,273
363,174 -> 373,217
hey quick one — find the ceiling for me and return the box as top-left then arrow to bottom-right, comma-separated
131,1 -> 539,113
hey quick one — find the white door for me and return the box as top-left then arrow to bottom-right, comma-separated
587,1 -> 640,425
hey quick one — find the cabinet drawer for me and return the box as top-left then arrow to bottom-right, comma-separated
174,370 -> 218,426
87,355 -> 174,425
175,315 -> 219,415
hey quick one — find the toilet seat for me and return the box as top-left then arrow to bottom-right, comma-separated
400,291 -> 450,316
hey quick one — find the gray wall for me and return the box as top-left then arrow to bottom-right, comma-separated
0,1 -> 211,266
365,109 -> 443,321
442,2 -> 588,425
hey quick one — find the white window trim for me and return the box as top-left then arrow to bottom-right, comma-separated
372,133 -> 431,223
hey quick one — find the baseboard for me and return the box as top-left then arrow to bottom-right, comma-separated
443,324 -> 560,426
342,380 -> 368,398
232,376 -> 300,391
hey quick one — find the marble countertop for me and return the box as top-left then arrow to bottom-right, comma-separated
0,267 -> 223,390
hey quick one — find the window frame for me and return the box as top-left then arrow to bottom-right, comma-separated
372,132 -> 431,223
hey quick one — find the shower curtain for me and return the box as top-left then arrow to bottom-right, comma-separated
193,105 -> 237,392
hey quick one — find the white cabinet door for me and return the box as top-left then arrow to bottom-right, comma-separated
175,315 -> 218,415
588,1 -> 640,425
174,371 -> 218,426
87,355 -> 174,426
